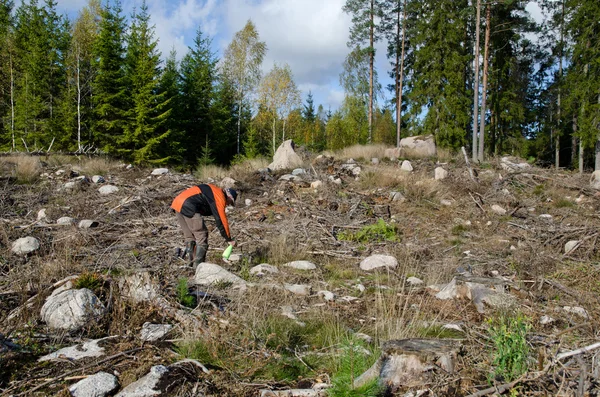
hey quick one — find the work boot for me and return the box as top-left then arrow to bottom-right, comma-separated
193,245 -> 208,266
184,241 -> 196,262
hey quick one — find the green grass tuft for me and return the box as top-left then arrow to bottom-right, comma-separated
487,312 -> 531,383
337,219 -> 400,243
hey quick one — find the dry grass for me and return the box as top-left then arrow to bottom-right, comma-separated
328,144 -> 390,162
230,157 -> 270,180
1,155 -> 42,183
45,155 -> 78,167
194,164 -> 230,181
265,232 -> 309,265
80,157 -> 118,175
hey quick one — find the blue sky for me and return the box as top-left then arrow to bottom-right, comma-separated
55,0 -> 545,114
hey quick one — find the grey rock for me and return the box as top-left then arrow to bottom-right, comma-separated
119,273 -> 160,303
115,365 -> 169,397
279,174 -> 303,182
491,205 -> 507,215
39,338 -> 109,362
398,135 -> 437,158
57,216 -> 76,225
390,191 -> 405,202
540,315 -> 555,325
11,236 -> 40,255
371,158 -> 379,165
283,260 -> 317,270
40,288 -> 106,331
194,262 -> 246,287
400,160 -> 413,172
140,322 -> 173,342
406,277 -> 424,286
539,214 -> 553,221
284,283 -> 311,296
591,170 -> 600,190
37,208 -> 48,221
360,255 -> 398,271
500,156 -> 531,172
69,371 -> 119,397
440,199 -> 453,206
150,168 -> 169,175
434,167 -> 448,180
291,168 -> 306,176
98,185 -> 119,195
565,240 -> 581,254
245,199 -> 253,207
250,264 -> 279,276
328,176 -> 342,185
220,177 -> 236,189
563,306 -> 589,319
318,290 -> 335,301
92,175 -> 105,184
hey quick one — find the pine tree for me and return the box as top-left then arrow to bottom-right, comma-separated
121,1 -> 172,164
343,0 -> 385,143
92,0 -> 127,153
0,0 -> 15,149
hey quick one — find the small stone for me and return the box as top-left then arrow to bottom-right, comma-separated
283,260 -> 317,270
491,205 -> 507,215
11,236 -> 40,255
539,214 -> 553,221
360,254 -> 398,271
125,164 -> 133,170
79,220 -> 99,229
220,177 -> 236,189
563,306 -> 589,319
249,264 -> 279,276
69,371 -> 119,397
434,167 -> 448,180
442,324 -> 463,332
92,175 -> 105,183
406,276 -> 424,286
291,168 -> 306,176
354,332 -> 372,343
140,322 -> 173,342
355,284 -> 366,293
245,199 -> 252,207
440,199 -> 452,206
329,176 -> 342,185
510,245 -> 517,251
564,240 -> 581,254
486,221 -> 492,226
57,216 -> 75,225
352,166 -> 362,176
318,290 -> 335,301
400,160 -> 413,172
310,180 -> 323,189
37,209 -> 48,221
98,185 -> 119,195
390,191 -> 406,202
284,283 -> 311,296
540,315 -> 555,325
371,158 -> 379,165
151,168 -> 169,175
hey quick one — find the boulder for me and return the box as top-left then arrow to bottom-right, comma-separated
283,260 -> 317,270
69,371 -> 119,397
11,236 -> 40,255
151,168 -> 169,175
500,157 -> 531,172
40,289 -> 106,331
360,255 -> 398,271
268,139 -> 303,171
398,135 -> 437,158
194,262 -> 246,287
434,167 -> 448,180
98,185 -> 119,195
591,171 -> 600,190
400,160 -> 413,172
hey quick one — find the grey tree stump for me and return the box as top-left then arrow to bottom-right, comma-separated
354,339 -> 461,390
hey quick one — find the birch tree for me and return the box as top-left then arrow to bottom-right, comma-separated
221,20 -> 266,155
258,63 -> 301,154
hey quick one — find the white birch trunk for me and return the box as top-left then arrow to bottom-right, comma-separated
472,0 -> 481,162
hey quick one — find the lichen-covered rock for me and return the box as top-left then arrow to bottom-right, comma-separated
40,288 -> 105,331
69,371 -> 119,397
11,236 -> 40,255
360,255 -> 398,271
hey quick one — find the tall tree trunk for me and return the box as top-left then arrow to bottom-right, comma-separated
472,0 -> 481,162
237,87 -> 243,155
477,3 -> 490,163
10,55 -> 15,151
282,118 -> 286,143
272,117 -> 277,155
368,0 -> 374,144
555,0 -> 565,169
579,137 -> 584,174
396,0 -> 408,147
77,49 -> 82,151
596,92 -> 600,171
572,113 -> 578,169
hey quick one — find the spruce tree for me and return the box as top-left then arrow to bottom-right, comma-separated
92,0 -> 127,153
0,0 -> 15,148
121,1 -> 172,164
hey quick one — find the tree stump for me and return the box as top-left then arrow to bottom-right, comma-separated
354,339 -> 461,390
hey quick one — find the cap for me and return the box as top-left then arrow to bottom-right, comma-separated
225,188 -> 237,204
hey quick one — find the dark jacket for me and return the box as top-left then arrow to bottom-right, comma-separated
171,184 -> 232,241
